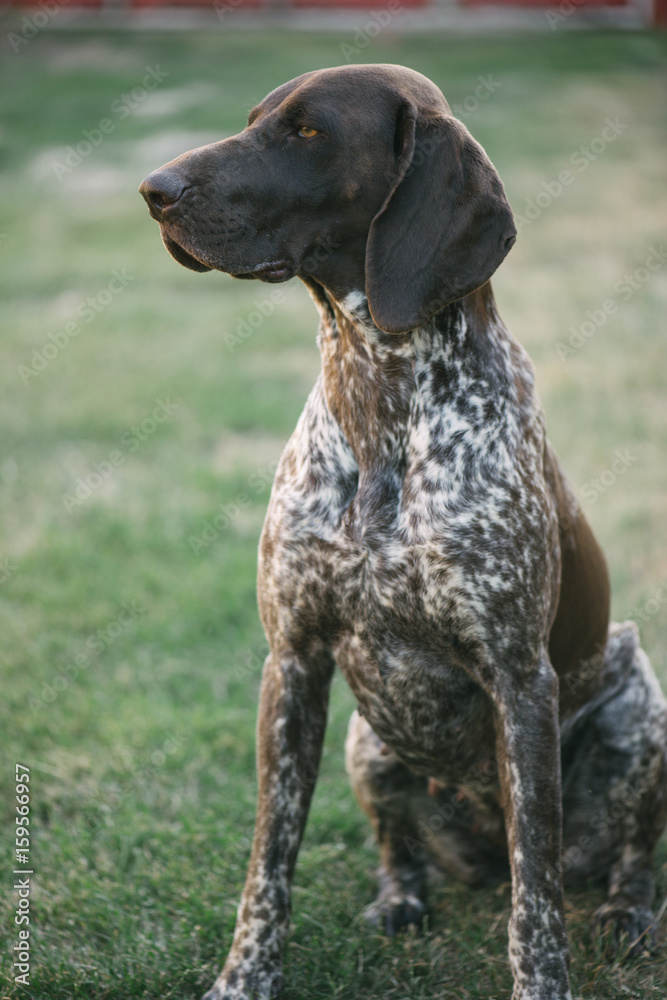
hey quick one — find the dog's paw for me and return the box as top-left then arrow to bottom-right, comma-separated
202,968 -> 284,1000
364,893 -> 427,936
592,900 -> 659,959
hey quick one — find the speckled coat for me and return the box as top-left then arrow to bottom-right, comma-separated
139,64 -> 667,1000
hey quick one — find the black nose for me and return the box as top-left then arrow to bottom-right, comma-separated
139,170 -> 187,217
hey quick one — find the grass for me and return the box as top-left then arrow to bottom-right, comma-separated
1,27 -> 666,1000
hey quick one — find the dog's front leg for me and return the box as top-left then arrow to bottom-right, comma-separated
494,652 -> 572,1000
204,647 -> 334,1000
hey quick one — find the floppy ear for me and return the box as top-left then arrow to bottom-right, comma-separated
366,103 -> 516,334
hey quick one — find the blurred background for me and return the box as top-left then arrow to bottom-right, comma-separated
0,10 -> 665,1000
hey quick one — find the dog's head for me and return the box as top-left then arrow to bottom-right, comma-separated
140,64 -> 515,334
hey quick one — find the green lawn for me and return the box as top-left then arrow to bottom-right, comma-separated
1,28 -> 666,1000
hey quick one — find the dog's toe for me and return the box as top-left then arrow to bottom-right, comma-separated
364,894 -> 427,936
385,896 -> 427,936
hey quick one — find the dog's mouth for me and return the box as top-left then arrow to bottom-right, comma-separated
161,232 -> 212,273
231,261 -> 294,283
161,232 -> 293,283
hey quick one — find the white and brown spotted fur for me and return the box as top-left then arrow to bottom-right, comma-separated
139,64 -> 667,1000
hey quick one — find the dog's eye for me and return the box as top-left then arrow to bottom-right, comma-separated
297,126 -> 319,139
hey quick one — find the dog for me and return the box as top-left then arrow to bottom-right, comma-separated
140,64 -> 667,1000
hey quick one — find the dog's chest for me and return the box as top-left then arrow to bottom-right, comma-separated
258,309 -> 553,774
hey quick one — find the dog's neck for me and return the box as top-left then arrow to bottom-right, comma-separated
305,279 -> 531,478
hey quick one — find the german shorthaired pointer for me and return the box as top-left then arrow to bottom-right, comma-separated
140,65 -> 667,1000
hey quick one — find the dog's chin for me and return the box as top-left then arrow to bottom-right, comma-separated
161,233 -> 294,284
161,232 -> 212,273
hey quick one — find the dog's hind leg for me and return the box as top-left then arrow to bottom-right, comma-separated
346,710 -> 429,934
560,622 -> 667,957
345,711 -> 510,935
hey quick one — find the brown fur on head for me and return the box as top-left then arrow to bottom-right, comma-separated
140,64 -> 515,334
